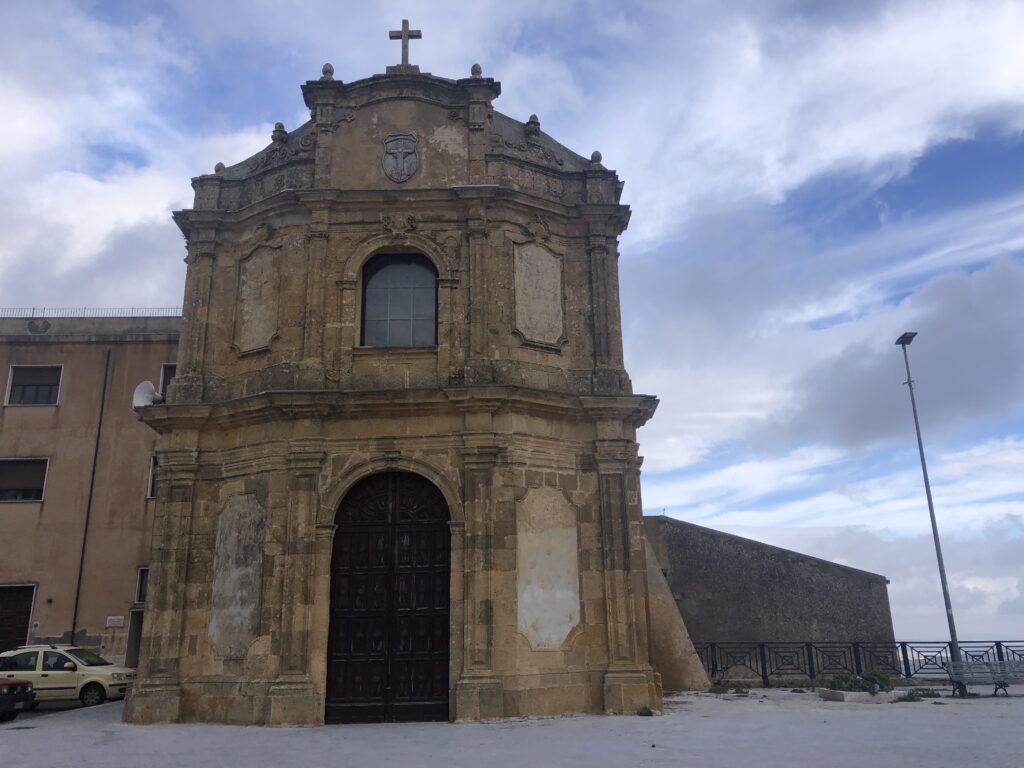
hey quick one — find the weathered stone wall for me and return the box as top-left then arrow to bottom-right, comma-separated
644,545 -> 710,692
644,516 -> 896,644
124,65 -> 664,726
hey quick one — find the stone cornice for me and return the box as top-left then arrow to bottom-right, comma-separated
171,184 -> 630,239
138,386 -> 657,433
579,395 -> 658,428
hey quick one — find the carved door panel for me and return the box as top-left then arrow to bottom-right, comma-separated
327,472 -> 450,723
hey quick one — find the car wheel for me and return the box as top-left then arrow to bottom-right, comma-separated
0,711 -> 18,723
80,683 -> 106,707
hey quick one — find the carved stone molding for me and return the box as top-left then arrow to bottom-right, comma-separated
527,216 -> 550,242
381,213 -> 417,236
512,241 -> 566,353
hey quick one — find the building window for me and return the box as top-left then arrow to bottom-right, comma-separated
0,459 -> 48,502
159,364 -> 176,395
6,366 -> 61,406
361,253 -> 437,347
136,568 -> 149,604
147,455 -> 157,499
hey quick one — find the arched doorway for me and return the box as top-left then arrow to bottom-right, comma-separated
326,472 -> 451,723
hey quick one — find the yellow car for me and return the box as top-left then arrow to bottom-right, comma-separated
0,645 -> 135,707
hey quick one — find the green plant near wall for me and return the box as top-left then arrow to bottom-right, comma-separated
828,670 -> 894,695
895,687 -> 943,702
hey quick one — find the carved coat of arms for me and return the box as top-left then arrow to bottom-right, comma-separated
382,133 -> 419,182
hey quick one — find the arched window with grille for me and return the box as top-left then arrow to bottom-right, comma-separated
360,253 -> 438,347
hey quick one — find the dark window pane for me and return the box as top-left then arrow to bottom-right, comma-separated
411,319 -> 436,347
137,569 -> 149,603
160,364 -> 176,395
388,319 -> 412,346
43,651 -> 73,672
8,366 -> 61,405
364,289 -> 389,320
411,288 -> 435,318
361,253 -> 437,347
388,288 -> 412,319
8,652 -> 37,671
0,459 -> 47,501
147,456 -> 157,499
363,321 -> 388,347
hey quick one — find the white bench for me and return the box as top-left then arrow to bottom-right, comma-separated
946,660 -> 1024,697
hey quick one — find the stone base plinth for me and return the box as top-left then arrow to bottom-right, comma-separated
603,670 -> 662,714
123,682 -> 182,724
455,677 -> 504,720
265,678 -> 321,726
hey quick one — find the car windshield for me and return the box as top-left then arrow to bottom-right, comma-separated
66,648 -> 112,666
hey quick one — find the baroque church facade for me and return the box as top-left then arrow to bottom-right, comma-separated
125,34 -> 675,725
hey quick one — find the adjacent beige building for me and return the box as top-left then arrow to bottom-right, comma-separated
0,314 -> 179,664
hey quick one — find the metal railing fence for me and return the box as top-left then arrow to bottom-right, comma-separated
694,641 -> 1024,686
0,307 -> 181,318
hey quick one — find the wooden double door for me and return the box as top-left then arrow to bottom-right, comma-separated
326,472 -> 451,723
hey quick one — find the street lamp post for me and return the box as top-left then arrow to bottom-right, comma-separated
895,331 -> 961,664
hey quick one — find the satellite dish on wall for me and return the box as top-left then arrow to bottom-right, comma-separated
132,380 -> 164,418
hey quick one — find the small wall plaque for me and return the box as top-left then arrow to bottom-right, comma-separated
106,615 -> 125,629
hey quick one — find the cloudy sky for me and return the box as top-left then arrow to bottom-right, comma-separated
1,0 -> 1022,640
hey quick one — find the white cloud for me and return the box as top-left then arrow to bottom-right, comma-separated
593,0 -> 1024,246
650,437 -> 1024,538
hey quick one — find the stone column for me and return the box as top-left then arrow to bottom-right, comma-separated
455,432 -> 504,719
594,436 -> 661,714
170,244 -> 215,403
465,217 -> 490,384
307,521 -> 337,723
266,444 -> 323,725
331,266 -> 357,379
299,230 -> 328,386
123,448 -> 200,723
462,75 -> 495,183
310,96 -> 336,189
587,231 -> 633,395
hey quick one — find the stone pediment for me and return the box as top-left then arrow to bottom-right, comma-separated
490,111 -> 590,173
302,71 -> 500,113
197,121 -> 317,211
180,64 -> 626,220
216,121 -> 318,182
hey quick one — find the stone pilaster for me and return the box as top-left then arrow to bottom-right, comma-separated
169,244 -> 215,403
459,71 -> 499,183
594,437 -> 660,714
309,90 -> 336,189
124,449 -> 200,723
300,229 -> 328,386
465,215 -> 491,385
455,430 -> 504,719
265,444 -> 323,725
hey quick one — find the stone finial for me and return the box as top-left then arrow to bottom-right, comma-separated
272,122 -> 287,143
471,63 -> 482,78
321,63 -> 335,81
214,162 -> 225,173
525,114 -> 540,137
590,150 -> 603,165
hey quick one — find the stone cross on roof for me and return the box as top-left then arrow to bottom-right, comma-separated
387,19 -> 422,74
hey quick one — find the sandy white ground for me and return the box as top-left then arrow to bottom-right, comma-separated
2,689 -> 1021,768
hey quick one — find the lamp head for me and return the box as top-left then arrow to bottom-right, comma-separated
895,331 -> 917,346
